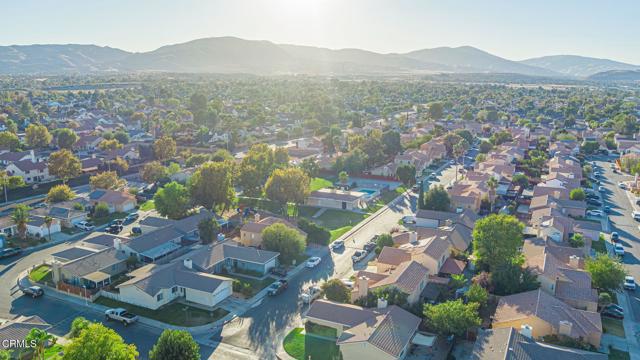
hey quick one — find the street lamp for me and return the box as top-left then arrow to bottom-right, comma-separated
82,285 -> 88,306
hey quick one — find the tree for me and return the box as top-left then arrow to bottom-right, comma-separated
479,140 -> 493,154
154,136 -> 177,161
586,254 -> 626,293
148,329 -> 199,360
188,161 -> 235,211
491,263 -> 540,296
381,130 -> 402,156
274,147 -> 290,167
186,153 -> 210,167
25,328 -> 55,360
465,284 -> 488,308
98,139 -> 122,152
90,171 -> 125,190
47,184 -> 75,203
56,128 -> 79,150
109,156 -> 129,174
0,170 -> 25,202
48,149 -> 81,183
299,158 -> 320,178
25,124 -> 52,149
375,233 -> 394,254
198,217 -> 220,244
427,102 -> 444,120
0,131 -> 21,151
321,279 -> 351,303
569,188 -> 585,201
154,182 -> 191,220
63,322 -> 138,360
355,286 -> 408,308
11,204 -> 29,239
113,131 -> 130,145
69,317 -> 91,338
396,164 -> 416,186
472,214 -> 524,271
262,223 -> 306,265
570,233 -> 585,248
422,185 -> 450,211
264,167 -> 310,215
512,174 -> 529,188
338,171 -> 349,185
141,161 -> 167,183
94,202 -> 110,218
297,218 -> 331,245
211,149 -> 234,162
580,141 -> 600,155
44,216 -> 53,242
423,300 -> 481,336
487,176 -> 498,212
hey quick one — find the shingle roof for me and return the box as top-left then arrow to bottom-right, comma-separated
60,247 -> 127,278
0,316 -> 50,350
51,247 -> 97,262
124,225 -> 183,253
190,243 -> 279,271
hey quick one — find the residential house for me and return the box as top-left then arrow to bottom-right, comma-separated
305,188 -> 368,210
377,235 -> 451,276
352,261 -> 429,304
492,289 -> 602,347
51,247 -> 128,289
117,258 -> 233,310
6,160 -> 52,183
0,150 -> 36,166
74,134 -> 104,151
26,215 -> 61,238
240,213 -> 307,247
471,327 -> 606,360
0,316 -> 51,351
88,189 -> 136,213
305,300 -> 421,360
189,243 -> 279,276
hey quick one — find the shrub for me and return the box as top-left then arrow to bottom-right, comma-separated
47,184 -> 75,203
94,202 -> 110,218
297,218 -> 331,245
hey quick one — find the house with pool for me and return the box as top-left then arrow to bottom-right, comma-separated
306,188 -> 368,210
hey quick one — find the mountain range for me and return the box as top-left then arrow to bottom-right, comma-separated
1,36 -> 638,79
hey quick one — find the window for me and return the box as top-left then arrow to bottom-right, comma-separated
172,286 -> 178,294
156,293 -> 163,302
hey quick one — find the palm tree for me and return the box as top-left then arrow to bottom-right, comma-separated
338,171 -> 349,187
487,176 -> 498,212
11,205 -> 29,240
44,216 -> 53,242
25,328 -> 56,360
453,143 -> 466,181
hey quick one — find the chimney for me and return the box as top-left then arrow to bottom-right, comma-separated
183,258 -> 193,270
558,321 -> 573,336
377,297 -> 388,309
409,231 -> 418,244
113,237 -> 122,250
357,276 -> 369,299
254,212 -> 261,223
30,149 -> 35,163
569,255 -> 580,268
520,324 -> 533,339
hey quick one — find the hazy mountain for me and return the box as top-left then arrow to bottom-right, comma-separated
0,44 -> 128,74
403,46 -> 560,77
521,55 -> 640,78
587,69 -> 640,81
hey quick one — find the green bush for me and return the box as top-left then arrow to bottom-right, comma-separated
297,218 -> 331,245
94,202 -> 110,218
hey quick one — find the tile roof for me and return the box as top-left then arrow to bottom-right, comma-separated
377,246 -> 411,266
369,261 -> 429,294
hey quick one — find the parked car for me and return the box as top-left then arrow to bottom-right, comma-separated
306,257 -> 321,268
75,221 -> 94,231
603,304 -> 624,314
586,210 -> 603,217
402,216 -> 416,224
604,205 -> 611,213
109,219 -> 124,226
614,244 -> 625,257
363,241 -> 377,252
269,266 -> 288,278
633,211 -> 640,221
106,225 -> 123,234
124,213 -> 139,224
352,250 -> 368,263
21,286 -> 43,298
267,280 -> 288,296
411,184 -> 419,192
586,199 -> 602,207
105,308 -> 138,326
618,182 -> 628,190
598,186 -> 606,192
300,285 -> 322,304
131,226 -> 142,235
340,278 -> 354,288
602,307 -> 624,320
624,276 -> 636,291
611,232 -> 620,242
0,247 -> 22,259
330,240 -> 345,251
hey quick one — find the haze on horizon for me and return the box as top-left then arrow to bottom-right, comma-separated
4,0 -> 640,64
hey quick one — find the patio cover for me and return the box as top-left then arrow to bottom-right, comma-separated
83,271 -> 110,283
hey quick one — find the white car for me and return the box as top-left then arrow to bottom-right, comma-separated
586,210 -> 603,217
614,244 -> 625,257
633,211 -> 640,221
619,182 -> 627,190
624,276 -> 636,291
75,221 -> 94,231
340,279 -> 354,288
598,186 -> 605,192
306,257 -> 321,268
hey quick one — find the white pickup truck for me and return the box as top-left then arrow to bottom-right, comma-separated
300,285 -> 322,304
105,308 -> 138,326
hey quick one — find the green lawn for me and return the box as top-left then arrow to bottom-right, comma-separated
44,344 -> 64,360
602,317 -> 626,337
29,265 -> 53,283
283,328 -> 342,360
94,297 -> 228,326
139,200 -> 155,211
90,212 -> 129,226
310,177 -> 333,192
312,209 -> 366,230
330,226 -> 353,241
609,349 -> 630,360
225,274 -> 276,298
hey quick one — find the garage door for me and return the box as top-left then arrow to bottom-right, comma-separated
212,285 -> 232,305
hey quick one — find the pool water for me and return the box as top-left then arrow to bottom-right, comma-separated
357,188 -> 377,195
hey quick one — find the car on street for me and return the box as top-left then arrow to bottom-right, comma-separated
602,307 -> 624,320
363,241 -> 377,252
611,232 -> 619,242
586,199 -> 602,207
267,280 -> 288,296
109,219 -> 124,226
352,250 -> 368,263
603,303 -> 624,314
300,285 -> 322,304
624,276 -> 636,291
124,213 -> 139,224
270,266 -> 288,277
633,211 -> 640,221
106,224 -> 123,234
105,308 -> 138,326
0,247 -> 22,259
614,244 -> 625,257
604,205 -> 611,213
306,256 -> 321,268
75,221 -> 94,231
586,210 -> 603,217
618,182 -> 628,190
21,286 -> 43,298
402,216 -> 416,224
131,226 -> 142,234
598,186 -> 605,192
330,240 -> 345,251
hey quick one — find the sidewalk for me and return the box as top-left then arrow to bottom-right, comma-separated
616,291 -> 640,360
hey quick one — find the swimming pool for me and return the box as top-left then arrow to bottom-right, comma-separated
357,188 -> 377,195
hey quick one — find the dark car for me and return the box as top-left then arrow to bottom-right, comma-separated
21,286 -> 44,298
106,225 -> 123,234
602,307 -> 624,320
363,241 -> 377,252
270,266 -> 288,277
611,232 -> 620,242
124,213 -> 139,224
586,199 -> 602,207
0,247 -> 22,259
109,219 -> 124,226
267,280 -> 288,296
603,304 -> 624,314
131,227 -> 142,235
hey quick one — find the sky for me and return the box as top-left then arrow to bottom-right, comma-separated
3,0 -> 640,64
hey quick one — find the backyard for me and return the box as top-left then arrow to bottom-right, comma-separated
283,328 -> 342,360
94,297 -> 228,326
29,264 -> 53,284
139,200 -> 155,211
310,177 -> 333,192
